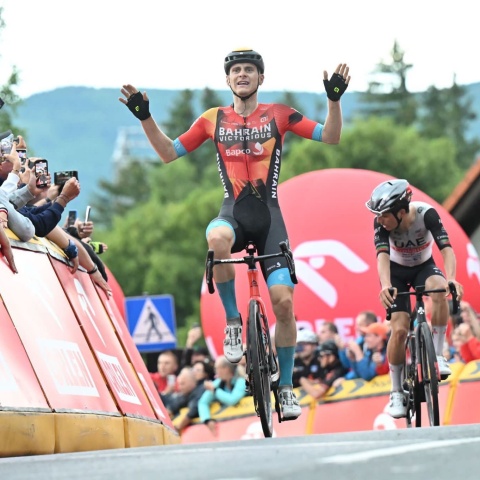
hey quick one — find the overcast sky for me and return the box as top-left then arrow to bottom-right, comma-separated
0,0 -> 477,99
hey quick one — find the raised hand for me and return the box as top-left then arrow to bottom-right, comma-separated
119,84 -> 151,121
323,63 -> 350,102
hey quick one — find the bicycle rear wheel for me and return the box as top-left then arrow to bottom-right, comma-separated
247,299 -> 273,437
417,322 -> 440,426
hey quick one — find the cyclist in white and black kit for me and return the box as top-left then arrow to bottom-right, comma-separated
366,179 -> 463,418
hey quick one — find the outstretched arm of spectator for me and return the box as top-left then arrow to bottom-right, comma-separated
0,215 -> 17,273
214,377 -> 246,406
299,377 -> 329,400
197,389 -> 215,423
46,226 -> 79,273
180,325 -> 203,367
0,191 -> 35,242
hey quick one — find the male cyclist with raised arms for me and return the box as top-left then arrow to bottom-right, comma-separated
120,49 -> 350,420
366,179 -> 463,418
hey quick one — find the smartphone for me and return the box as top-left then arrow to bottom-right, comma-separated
54,170 -> 78,186
17,149 -> 27,166
85,205 -> 92,223
34,159 -> 49,188
67,210 -> 77,227
18,152 -> 27,163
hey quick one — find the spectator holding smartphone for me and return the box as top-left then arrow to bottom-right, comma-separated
0,140 -> 36,242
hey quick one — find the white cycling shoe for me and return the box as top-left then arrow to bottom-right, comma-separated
437,356 -> 452,380
223,321 -> 243,364
278,386 -> 302,420
386,391 -> 407,419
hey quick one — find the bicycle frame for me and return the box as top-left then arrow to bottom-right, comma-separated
205,241 -> 297,437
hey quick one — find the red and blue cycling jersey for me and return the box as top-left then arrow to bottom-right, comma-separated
173,103 -> 324,206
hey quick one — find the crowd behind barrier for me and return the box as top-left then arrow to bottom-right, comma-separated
0,232 -> 179,457
153,301 -> 480,440
175,359 -> 480,442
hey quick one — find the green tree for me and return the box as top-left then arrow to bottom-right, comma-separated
361,40 -> 417,125
90,158 -> 152,228
0,7 -> 23,134
420,79 -> 480,169
100,185 -> 223,326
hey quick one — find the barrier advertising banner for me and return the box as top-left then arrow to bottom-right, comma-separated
0,250 -> 118,413
96,284 -> 173,427
53,260 -> 156,419
0,301 -> 50,410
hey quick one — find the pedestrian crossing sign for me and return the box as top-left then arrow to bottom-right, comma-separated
125,295 -> 176,352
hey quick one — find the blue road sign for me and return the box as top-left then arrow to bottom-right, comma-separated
125,295 -> 176,352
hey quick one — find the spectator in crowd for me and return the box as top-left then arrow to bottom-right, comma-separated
293,329 -> 322,388
353,310 -> 378,350
71,215 -> 108,256
0,133 -> 111,296
65,215 -> 109,282
318,321 -> 339,344
449,328 -> 466,363
2,136 -> 81,239
192,359 -> 215,382
198,355 -> 246,436
180,323 -> 212,368
343,322 -> 390,381
337,310 -> 378,372
299,340 -> 348,400
163,366 -> 205,434
458,301 -> 480,339
0,141 -> 36,242
150,350 -> 179,397
455,322 -> 480,363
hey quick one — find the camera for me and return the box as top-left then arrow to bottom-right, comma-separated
0,133 -> 14,156
1,133 -> 22,158
54,170 -> 78,186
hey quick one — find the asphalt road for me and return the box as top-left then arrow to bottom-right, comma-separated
1,424 -> 479,480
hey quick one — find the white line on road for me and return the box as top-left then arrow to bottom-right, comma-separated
318,437 -> 480,464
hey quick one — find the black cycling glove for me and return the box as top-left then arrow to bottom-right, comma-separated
323,73 -> 348,102
126,92 -> 151,121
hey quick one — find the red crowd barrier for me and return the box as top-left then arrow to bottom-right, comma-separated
0,236 -> 178,456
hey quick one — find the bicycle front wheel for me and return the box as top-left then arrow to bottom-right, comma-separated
402,333 -> 416,428
247,299 -> 273,437
418,322 -> 440,426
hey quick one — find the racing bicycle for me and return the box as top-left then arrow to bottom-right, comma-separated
205,241 -> 297,437
386,282 -> 459,427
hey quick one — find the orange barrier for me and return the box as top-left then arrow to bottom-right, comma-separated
0,234 -> 178,457
179,361 -> 476,442
446,360 -> 480,425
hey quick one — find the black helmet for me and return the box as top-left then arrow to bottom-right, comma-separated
224,48 -> 264,74
317,340 -> 338,357
366,179 -> 412,215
